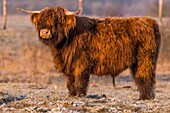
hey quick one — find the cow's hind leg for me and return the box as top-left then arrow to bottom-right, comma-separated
74,72 -> 90,97
111,74 -> 116,87
132,56 -> 156,100
65,74 -> 76,97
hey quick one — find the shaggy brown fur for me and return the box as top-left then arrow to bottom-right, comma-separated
28,6 -> 161,100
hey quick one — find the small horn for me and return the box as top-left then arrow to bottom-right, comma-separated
17,8 -> 41,14
65,9 -> 81,15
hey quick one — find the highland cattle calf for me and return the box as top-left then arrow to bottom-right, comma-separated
18,6 -> 161,100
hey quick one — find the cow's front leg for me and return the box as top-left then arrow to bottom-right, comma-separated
74,72 -> 90,97
65,74 -> 76,97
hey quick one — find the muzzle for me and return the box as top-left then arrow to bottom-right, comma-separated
39,29 -> 52,39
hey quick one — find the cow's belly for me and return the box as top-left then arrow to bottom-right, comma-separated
91,57 -> 130,76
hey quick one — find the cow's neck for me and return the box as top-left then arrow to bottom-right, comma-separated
69,16 -> 98,36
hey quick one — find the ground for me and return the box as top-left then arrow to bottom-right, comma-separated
0,75 -> 170,112
0,16 -> 170,113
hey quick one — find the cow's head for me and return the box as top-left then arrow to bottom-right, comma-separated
18,7 -> 80,46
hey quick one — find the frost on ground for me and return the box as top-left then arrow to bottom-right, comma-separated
0,74 -> 170,113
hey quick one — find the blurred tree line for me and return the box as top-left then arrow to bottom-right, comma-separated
0,0 -> 170,17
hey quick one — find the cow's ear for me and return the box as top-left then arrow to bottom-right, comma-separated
66,15 -> 75,25
64,15 -> 76,36
30,13 -> 39,24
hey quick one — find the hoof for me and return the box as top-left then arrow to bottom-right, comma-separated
68,92 -> 76,97
76,93 -> 86,97
139,94 -> 155,100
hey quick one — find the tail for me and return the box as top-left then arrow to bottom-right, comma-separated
153,20 -> 161,60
